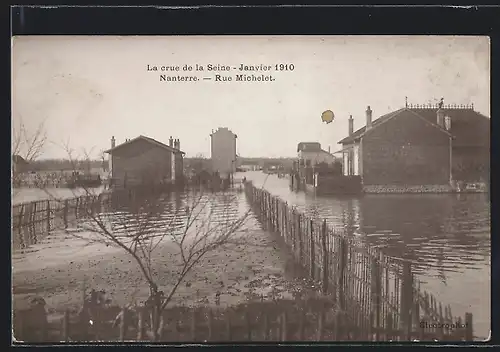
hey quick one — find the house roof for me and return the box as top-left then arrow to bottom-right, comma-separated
338,109 -> 405,144
337,107 -> 488,146
12,154 -> 28,164
408,108 -> 490,147
104,135 -> 185,154
299,149 -> 336,157
319,149 -> 335,157
333,147 -> 351,154
211,127 -> 237,138
297,142 -> 322,153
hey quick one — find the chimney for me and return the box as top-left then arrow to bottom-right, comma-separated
366,106 -> 373,129
328,146 -> 331,154
444,115 -> 451,131
169,136 -> 173,147
348,115 -> 354,136
437,108 -> 445,128
176,139 -> 180,150
111,136 -> 116,148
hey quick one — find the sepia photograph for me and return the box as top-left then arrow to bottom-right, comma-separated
11,35 -> 490,343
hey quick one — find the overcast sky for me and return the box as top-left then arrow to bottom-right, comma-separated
12,35 -> 490,159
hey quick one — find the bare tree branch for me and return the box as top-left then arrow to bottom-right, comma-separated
12,116 -> 48,162
35,142 -> 270,341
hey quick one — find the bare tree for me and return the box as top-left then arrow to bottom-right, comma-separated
12,116 -> 47,162
38,145 -> 267,341
11,116 -> 47,189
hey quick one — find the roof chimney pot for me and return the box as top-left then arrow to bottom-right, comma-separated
348,115 -> 354,136
366,106 -> 373,130
437,108 -> 445,128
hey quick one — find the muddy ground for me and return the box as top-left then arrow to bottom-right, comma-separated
12,221 -> 314,319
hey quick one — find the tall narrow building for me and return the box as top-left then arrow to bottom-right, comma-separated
210,127 -> 237,179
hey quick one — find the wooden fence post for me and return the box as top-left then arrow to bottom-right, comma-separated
298,305 -> 305,340
297,214 -> 303,265
97,194 -> 102,213
438,303 -> 445,340
119,307 -> 127,341
62,309 -> 70,341
316,310 -> 325,340
333,310 -> 341,340
18,204 -> 24,228
465,313 -> 473,341
399,261 -> 413,340
46,200 -> 51,231
413,287 -> 420,333
191,308 -> 197,341
63,199 -> 69,228
291,209 -> 296,252
281,312 -> 288,341
274,197 -> 278,232
245,311 -> 252,341
207,309 -> 214,341
370,254 -> 381,341
386,313 -> 393,341
157,315 -> 164,341
338,237 -> 347,311
226,312 -> 232,341
263,310 -> 270,341
137,309 -> 144,340
321,220 -> 328,294
309,219 -> 315,280
32,202 -> 37,224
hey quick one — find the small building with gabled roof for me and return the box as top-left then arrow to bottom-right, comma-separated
104,135 -> 185,188
297,142 -> 336,167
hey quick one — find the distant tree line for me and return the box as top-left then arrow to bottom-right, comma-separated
26,158 -> 107,172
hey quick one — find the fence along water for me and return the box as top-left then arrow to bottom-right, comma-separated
243,181 -> 474,341
12,184 -> 474,342
11,186 -> 173,237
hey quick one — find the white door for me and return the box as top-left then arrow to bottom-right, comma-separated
343,152 -> 349,176
353,145 -> 359,176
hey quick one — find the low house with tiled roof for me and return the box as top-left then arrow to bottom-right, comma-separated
337,102 -> 490,192
297,142 -> 336,167
104,135 -> 185,188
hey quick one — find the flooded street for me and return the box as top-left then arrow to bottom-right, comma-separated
12,184 -> 310,322
247,171 -> 491,339
12,186 -> 106,205
11,172 -> 491,339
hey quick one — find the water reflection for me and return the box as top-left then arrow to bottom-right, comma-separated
10,174 -> 491,338
245,171 -> 490,338
246,172 -> 490,275
12,190 -> 249,262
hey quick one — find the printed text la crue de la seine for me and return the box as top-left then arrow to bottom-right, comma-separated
147,63 -> 295,82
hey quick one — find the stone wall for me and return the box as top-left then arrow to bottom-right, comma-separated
363,184 -> 454,194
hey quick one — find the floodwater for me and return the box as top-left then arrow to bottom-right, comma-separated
11,172 -> 491,339
12,181 -> 311,319
246,171 -> 491,340
12,186 -> 106,205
